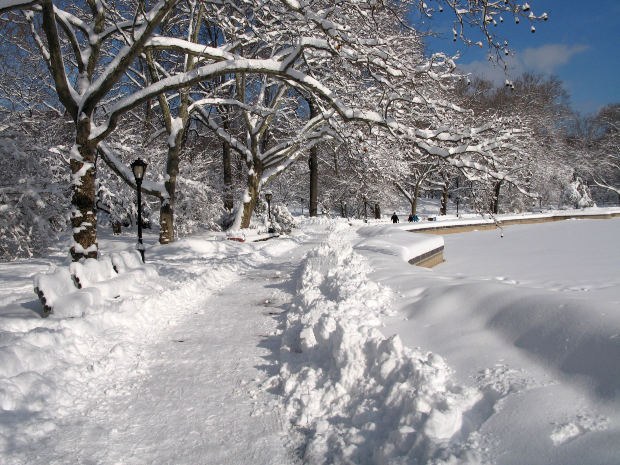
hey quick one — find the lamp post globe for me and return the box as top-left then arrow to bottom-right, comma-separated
131,158 -> 148,262
131,158 -> 147,181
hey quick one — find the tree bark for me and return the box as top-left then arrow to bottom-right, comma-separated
70,115 -> 98,261
411,183 -> 420,215
309,146 -> 318,216
222,139 -> 234,212
159,134 -> 182,244
239,168 -> 261,228
440,179 -> 449,215
491,180 -> 502,214
308,100 -> 319,216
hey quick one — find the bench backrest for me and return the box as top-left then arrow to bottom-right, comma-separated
69,257 -> 117,288
33,267 -> 77,312
110,250 -> 144,273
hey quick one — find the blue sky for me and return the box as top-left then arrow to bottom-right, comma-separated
413,0 -> 620,115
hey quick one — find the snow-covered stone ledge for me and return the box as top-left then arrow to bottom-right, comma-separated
349,207 -> 619,267
355,224 -> 445,267
403,207 -> 620,235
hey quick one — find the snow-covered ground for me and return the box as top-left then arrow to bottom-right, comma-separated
1,211 -> 619,464
357,216 -> 620,464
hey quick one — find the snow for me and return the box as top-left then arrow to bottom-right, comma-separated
1,212 -> 619,464
278,223 -> 480,463
167,116 -> 184,148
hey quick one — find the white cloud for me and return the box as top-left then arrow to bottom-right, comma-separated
457,44 -> 588,85
520,44 -> 588,74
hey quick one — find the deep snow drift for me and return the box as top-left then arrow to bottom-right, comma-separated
356,217 -> 620,465
0,212 -> 619,464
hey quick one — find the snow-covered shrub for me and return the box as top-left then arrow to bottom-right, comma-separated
0,125 -> 70,260
96,173 -> 135,231
173,177 -> 224,236
563,174 -> 595,209
270,204 -> 296,234
250,202 -> 297,234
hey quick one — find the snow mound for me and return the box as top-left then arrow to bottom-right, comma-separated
279,225 -> 482,464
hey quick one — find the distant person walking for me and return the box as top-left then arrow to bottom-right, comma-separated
391,212 -> 399,223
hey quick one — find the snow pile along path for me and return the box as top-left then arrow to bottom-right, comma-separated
279,224 -> 482,464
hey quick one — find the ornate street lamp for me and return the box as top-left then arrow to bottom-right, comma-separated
264,190 -> 276,233
264,190 -> 273,221
131,158 -> 147,262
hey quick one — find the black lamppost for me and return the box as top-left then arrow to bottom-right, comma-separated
131,158 -> 147,262
265,190 -> 273,221
265,190 -> 275,233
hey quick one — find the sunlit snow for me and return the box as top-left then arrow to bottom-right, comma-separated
1,211 -> 619,464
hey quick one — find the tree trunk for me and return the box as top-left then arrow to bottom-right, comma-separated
70,116 -> 98,261
159,136 -> 182,244
222,140 -> 234,211
491,180 -> 502,214
309,146 -> 318,216
308,100 -> 319,217
374,203 -> 381,219
159,201 -> 173,244
440,180 -> 449,215
411,183 -> 421,215
239,168 -> 261,229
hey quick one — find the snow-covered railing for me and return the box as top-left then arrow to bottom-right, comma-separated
33,251 -> 158,318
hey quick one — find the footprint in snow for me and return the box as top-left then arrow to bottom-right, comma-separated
550,413 -> 608,446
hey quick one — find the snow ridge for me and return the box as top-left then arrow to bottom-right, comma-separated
279,225 -> 482,464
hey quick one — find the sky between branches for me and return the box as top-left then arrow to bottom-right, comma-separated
415,0 -> 620,115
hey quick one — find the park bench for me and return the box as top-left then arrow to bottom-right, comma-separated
33,250 -> 157,318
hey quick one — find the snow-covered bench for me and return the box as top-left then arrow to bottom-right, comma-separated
33,251 -> 157,318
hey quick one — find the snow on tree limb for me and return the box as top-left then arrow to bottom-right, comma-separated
0,0 -> 39,12
97,142 -> 168,198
